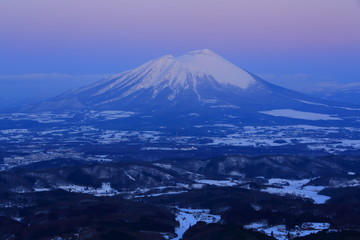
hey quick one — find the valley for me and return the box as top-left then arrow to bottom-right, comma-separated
1,110 -> 360,172
0,155 -> 360,239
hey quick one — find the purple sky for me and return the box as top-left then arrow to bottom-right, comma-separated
0,0 -> 359,101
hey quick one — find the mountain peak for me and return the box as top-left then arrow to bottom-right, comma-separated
157,54 -> 174,60
22,49 -> 358,128
174,49 -> 256,89
125,49 -> 257,92
67,50 -> 259,105
185,49 -> 217,56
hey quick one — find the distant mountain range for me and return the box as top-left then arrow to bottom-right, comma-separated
19,49 -> 360,127
308,83 -> 360,106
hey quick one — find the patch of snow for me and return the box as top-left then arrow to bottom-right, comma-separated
34,187 -> 53,192
11,217 -> 23,222
245,221 -> 331,240
153,163 -> 173,169
172,208 -> 221,240
262,178 -> 330,204
296,99 -> 360,111
337,106 -> 360,111
213,124 -> 238,128
121,184 -> 191,199
210,105 -> 240,109
329,179 -> 360,188
0,129 -> 29,134
202,99 -> 218,104
0,112 -> 74,123
251,204 -> 262,211
296,99 -> 329,107
134,191 -> 188,198
88,110 -> 135,120
259,109 -> 342,121
141,147 -> 197,151
59,182 -> 119,196
196,179 -> 243,187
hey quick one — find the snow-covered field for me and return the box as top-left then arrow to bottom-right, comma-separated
118,184 -> 191,199
204,125 -> 360,153
262,178 -> 330,204
259,109 -> 342,121
33,182 -> 192,199
245,221 -> 331,240
58,183 -> 119,196
328,178 -> 360,188
0,112 -> 74,123
170,208 -> 221,240
134,191 -> 188,198
86,110 -> 135,120
141,147 -> 197,151
1,120 -> 360,170
196,179 -> 244,187
1,122 -> 360,153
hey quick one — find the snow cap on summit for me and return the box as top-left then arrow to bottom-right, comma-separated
185,49 -> 217,55
175,49 -> 256,89
139,49 -> 256,89
75,49 -> 258,100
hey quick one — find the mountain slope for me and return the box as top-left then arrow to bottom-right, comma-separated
20,49 -> 360,126
309,83 -> 360,105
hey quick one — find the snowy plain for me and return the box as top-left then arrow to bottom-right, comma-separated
262,178 -> 330,204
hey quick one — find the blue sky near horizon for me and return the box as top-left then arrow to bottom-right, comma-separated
0,0 -> 359,103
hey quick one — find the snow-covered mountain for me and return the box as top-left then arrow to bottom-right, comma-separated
21,49 -> 360,126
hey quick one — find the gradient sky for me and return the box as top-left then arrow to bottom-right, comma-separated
0,0 -> 359,102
